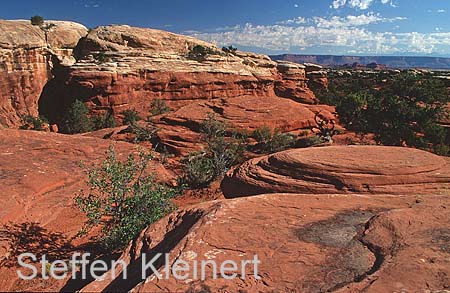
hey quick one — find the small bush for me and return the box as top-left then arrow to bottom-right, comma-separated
75,145 -> 177,251
20,115 -> 48,131
251,126 -> 296,154
296,136 -> 325,148
130,123 -> 159,143
253,125 -> 272,144
433,144 -> 450,157
121,109 -> 141,125
200,113 -> 227,140
30,15 -> 44,26
149,99 -> 170,116
60,100 -> 93,134
94,52 -> 110,63
179,152 -> 216,189
187,45 -> 220,61
222,45 -> 237,54
92,112 -> 117,130
180,115 -> 246,188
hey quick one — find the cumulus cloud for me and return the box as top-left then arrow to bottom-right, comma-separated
331,0 -> 395,10
313,13 -> 405,28
187,14 -> 450,55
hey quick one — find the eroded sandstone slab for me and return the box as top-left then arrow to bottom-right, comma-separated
222,145 -> 450,198
77,193 -> 450,292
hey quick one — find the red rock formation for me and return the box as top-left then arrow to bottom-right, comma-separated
304,63 -> 329,92
38,25 -> 317,124
222,145 -> 450,198
155,95 -> 335,155
0,20 -> 87,127
274,61 -> 317,103
78,193 -> 450,292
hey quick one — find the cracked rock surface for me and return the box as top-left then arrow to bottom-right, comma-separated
78,193 -> 450,292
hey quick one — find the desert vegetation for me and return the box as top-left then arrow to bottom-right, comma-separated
179,114 -> 246,188
30,15 -> 56,45
318,71 -> 450,156
251,125 -> 296,154
20,115 -> 49,131
187,45 -> 222,61
75,145 -> 177,251
222,45 -> 238,54
60,100 -> 93,134
149,98 -> 171,116
121,109 -> 142,125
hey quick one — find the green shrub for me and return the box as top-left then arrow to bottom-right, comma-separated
30,15 -> 44,26
121,109 -> 141,125
251,126 -> 296,154
149,99 -> 170,116
94,52 -> 110,63
179,152 -> 216,189
200,113 -> 227,140
320,72 -> 450,155
92,112 -> 117,130
130,123 -> 159,143
296,136 -> 325,148
222,45 -> 237,54
75,145 -> 177,251
180,115 -> 246,188
20,115 -> 48,131
60,100 -> 93,134
252,125 -> 272,144
187,45 -> 220,61
433,144 -> 450,157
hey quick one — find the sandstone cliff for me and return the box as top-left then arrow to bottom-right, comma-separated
38,25 -> 319,123
0,20 -> 88,127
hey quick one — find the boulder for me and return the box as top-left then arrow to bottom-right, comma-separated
222,145 -> 450,198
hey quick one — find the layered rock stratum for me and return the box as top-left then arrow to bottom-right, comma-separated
41,25 -> 318,120
35,24 -> 332,154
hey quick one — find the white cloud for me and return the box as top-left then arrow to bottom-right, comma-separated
277,16 -> 307,25
331,0 -> 395,10
187,14 -> 450,55
313,13 -> 405,28
437,9 -> 446,13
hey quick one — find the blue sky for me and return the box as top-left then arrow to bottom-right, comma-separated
1,0 -> 450,56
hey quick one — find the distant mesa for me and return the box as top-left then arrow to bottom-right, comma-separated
271,54 -> 450,69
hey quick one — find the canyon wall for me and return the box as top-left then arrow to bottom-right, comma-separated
0,20 -> 88,127
38,25 -> 320,123
1,22 -> 326,129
